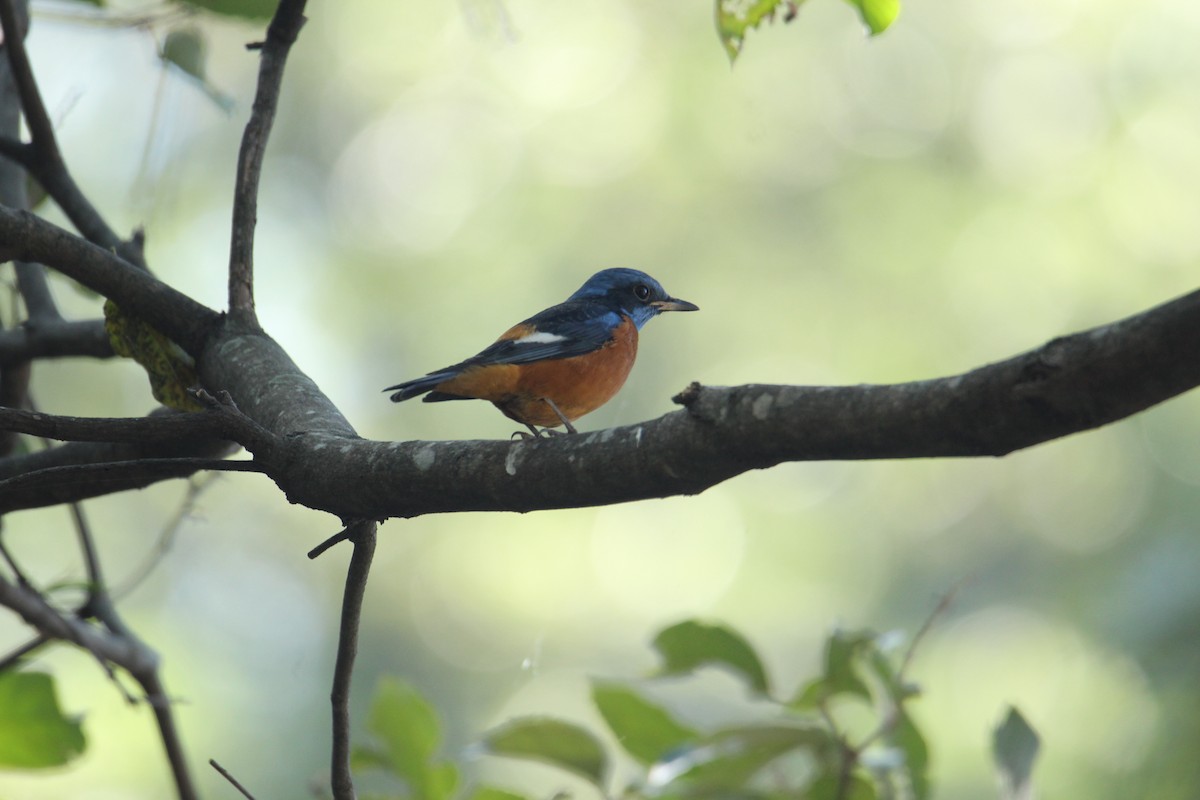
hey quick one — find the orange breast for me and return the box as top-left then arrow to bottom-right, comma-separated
432,317 -> 640,428
504,317 -> 639,426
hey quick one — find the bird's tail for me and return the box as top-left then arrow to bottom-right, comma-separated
384,370 -> 460,403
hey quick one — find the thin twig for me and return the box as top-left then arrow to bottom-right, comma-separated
129,665 -> 195,800
329,519 -> 377,800
0,631 -> 47,671
0,401 -> 275,451
113,474 -> 218,600
62,495 -> 199,798
897,581 -> 963,681
210,759 -> 258,800
68,502 -> 104,590
307,526 -> 351,559
227,0 -> 308,323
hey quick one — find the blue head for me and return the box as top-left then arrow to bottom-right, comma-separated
569,268 -> 699,329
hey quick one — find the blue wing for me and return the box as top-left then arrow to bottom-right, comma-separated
385,300 -> 623,401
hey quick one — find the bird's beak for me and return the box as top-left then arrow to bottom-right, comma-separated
651,297 -> 699,313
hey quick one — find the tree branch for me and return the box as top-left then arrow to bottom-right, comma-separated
0,318 -> 113,363
0,398 -> 276,451
0,0 -> 144,266
69,502 -> 199,800
329,519 -> 376,800
228,0 -> 307,324
0,0 -> 52,159
0,572 -> 159,672
0,560 -> 198,799
4,287 -> 1196,519
0,0 -> 43,444
0,457 -> 263,513
222,286 -> 1200,521
0,206 -> 218,353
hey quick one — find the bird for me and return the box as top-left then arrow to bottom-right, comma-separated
385,268 -> 698,437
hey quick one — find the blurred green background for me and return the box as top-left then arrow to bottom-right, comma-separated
4,0 -> 1200,796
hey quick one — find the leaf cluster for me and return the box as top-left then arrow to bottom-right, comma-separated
353,620 -> 939,800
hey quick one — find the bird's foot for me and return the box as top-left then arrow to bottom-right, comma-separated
511,423 -> 573,440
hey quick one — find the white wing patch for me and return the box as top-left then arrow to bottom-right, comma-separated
515,331 -> 568,344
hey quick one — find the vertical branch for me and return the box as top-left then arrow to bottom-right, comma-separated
0,0 -> 53,158
0,0 -> 46,453
329,520 -> 378,800
227,0 -> 308,325
0,0 -> 143,266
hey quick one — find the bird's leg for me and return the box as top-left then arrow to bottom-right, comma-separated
543,398 -> 578,434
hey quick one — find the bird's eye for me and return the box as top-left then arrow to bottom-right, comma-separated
633,284 -> 651,300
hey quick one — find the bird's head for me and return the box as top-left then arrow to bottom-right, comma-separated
569,268 -> 699,328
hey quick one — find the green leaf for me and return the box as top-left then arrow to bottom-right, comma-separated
161,28 -> 206,83
889,709 -> 929,799
463,787 -> 530,800
993,707 -> 1039,800
790,629 -> 874,708
591,682 -> 699,765
824,630 -> 874,701
714,0 -> 788,63
651,724 -> 833,793
809,772 -> 878,800
652,620 -> 771,695
866,646 -> 919,704
357,677 -> 456,800
480,717 -> 608,788
0,672 -> 85,768
179,0 -> 278,21
843,0 -> 899,35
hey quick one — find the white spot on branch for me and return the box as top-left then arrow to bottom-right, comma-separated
413,445 -> 436,470
752,393 -> 773,420
505,445 -> 525,476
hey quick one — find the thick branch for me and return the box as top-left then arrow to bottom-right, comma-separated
222,286 -> 1200,521
228,0 -> 307,323
4,287 -> 1197,520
